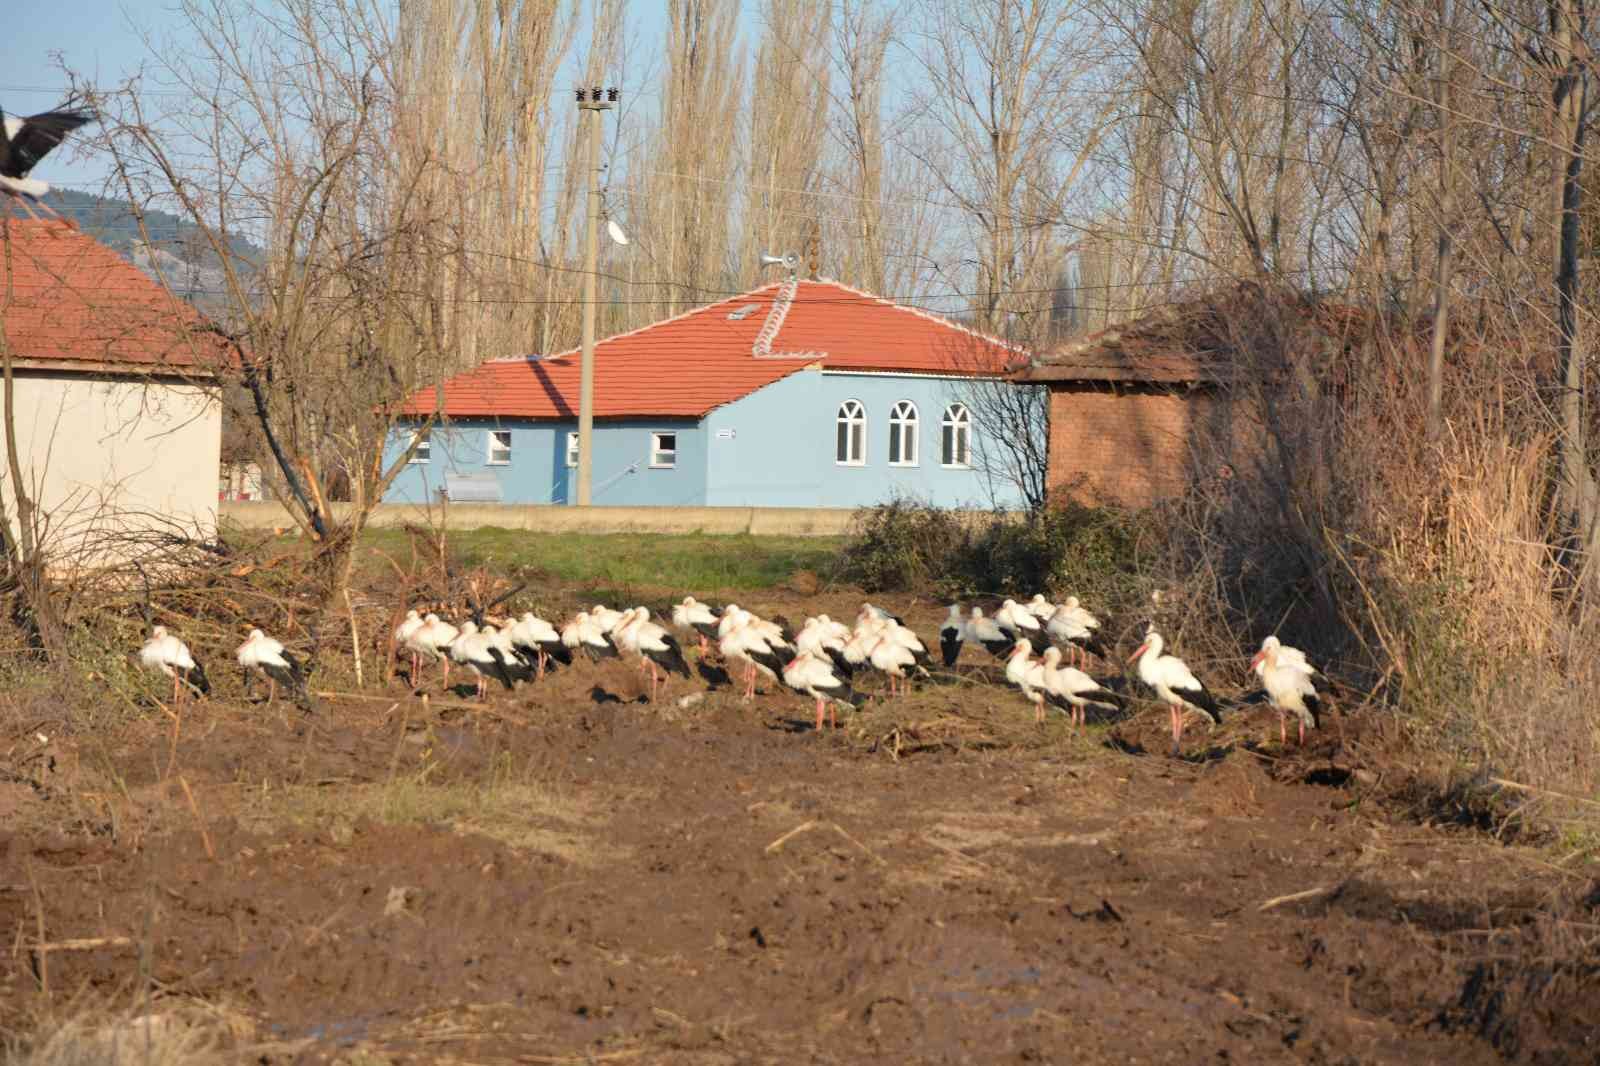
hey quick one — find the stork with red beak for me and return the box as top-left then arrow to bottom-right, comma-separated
1128,625 -> 1221,755
1250,635 -> 1321,745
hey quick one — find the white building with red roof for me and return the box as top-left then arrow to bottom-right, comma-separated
0,214 -> 222,549
387,278 -> 1026,508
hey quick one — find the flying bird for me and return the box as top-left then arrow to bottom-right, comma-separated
0,106 -> 97,198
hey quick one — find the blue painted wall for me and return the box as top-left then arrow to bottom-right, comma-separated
702,369 -> 1023,509
383,417 -> 707,505
383,372 -> 1022,509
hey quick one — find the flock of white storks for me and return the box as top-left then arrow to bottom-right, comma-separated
137,592 -> 1324,755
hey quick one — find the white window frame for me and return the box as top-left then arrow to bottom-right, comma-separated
486,429 -> 512,465
836,399 -> 866,466
409,429 -> 431,464
650,431 -> 678,469
565,431 -> 578,469
888,400 -> 919,467
941,403 -> 972,469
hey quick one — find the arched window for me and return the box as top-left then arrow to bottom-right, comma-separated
836,399 -> 866,465
888,400 -> 919,466
941,403 -> 971,468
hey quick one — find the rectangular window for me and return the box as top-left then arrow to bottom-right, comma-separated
566,431 -> 578,468
487,429 -> 512,465
409,429 -> 430,464
650,432 -> 677,469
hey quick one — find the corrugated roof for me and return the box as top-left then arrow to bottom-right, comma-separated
0,216 -> 223,373
402,278 -> 1021,419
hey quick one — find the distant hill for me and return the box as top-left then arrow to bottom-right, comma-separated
42,188 -> 262,308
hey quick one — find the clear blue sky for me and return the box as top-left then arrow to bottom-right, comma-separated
0,0 -> 185,188
0,0 -> 694,193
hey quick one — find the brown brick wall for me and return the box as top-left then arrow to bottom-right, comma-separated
1046,385 -> 1229,508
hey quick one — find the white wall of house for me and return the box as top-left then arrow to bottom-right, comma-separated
0,370 -> 221,551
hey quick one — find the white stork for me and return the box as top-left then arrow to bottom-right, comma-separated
783,651 -> 863,731
867,634 -> 921,697
719,614 -> 791,701
507,611 -> 571,679
405,613 -> 458,687
562,610 -> 618,661
589,604 -> 626,635
939,604 -> 965,667
795,617 -> 854,679
1023,594 -> 1059,622
994,598 -> 1043,639
449,621 -> 521,700
1045,604 -> 1110,668
1251,636 -> 1321,745
613,608 -> 691,701
671,596 -> 722,656
236,628 -> 306,705
1038,646 -> 1123,727
140,625 -> 210,705
1006,639 -> 1047,721
1128,626 -> 1222,755
963,607 -> 1012,659
393,609 -> 424,682
0,105 -> 96,198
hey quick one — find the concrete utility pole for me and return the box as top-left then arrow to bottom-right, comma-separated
576,86 -> 618,506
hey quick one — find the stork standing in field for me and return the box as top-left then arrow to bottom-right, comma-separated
450,621 -> 520,699
859,602 -> 905,627
1024,594 -> 1059,622
783,651 -> 864,731
1251,635 -> 1321,746
0,105 -> 96,198
1045,603 -> 1109,668
140,626 -> 210,706
405,613 -> 458,687
1006,639 -> 1048,721
719,614 -> 790,701
1128,626 -> 1221,755
393,609 -> 424,682
939,605 -> 965,667
507,611 -> 570,679
1038,646 -> 1123,727
236,628 -> 306,706
993,598 -> 1042,641
671,596 -> 722,656
963,607 -> 1012,659
868,633 -> 922,697
795,617 -> 854,679
590,604 -> 626,635
614,608 -> 691,701
562,610 -> 618,661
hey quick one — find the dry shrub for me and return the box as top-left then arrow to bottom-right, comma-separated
1169,284 -> 1600,827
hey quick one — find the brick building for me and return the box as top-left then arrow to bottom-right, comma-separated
1014,289 -> 1361,509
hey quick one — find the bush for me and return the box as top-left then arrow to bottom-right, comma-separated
836,497 -> 1155,609
834,497 -> 971,593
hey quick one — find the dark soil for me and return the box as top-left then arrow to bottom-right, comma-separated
1,593 -> 1595,1064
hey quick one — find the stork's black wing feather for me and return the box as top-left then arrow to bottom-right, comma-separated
824,646 -> 855,679
186,660 -> 211,696
939,627 -> 962,668
649,634 -> 692,678
3,109 -> 96,178
483,646 -> 519,691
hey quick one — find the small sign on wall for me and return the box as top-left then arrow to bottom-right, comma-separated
716,429 -> 736,439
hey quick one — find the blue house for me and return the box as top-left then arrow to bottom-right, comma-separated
386,278 -> 1025,509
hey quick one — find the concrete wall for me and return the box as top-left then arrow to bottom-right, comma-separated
702,369 -> 1023,509
222,500 -> 877,535
383,417 -> 708,506
6,371 -> 220,544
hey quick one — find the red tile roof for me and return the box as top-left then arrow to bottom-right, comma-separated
0,216 -> 223,373
403,279 -> 1021,419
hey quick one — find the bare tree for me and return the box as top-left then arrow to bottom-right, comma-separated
98,0 -> 469,667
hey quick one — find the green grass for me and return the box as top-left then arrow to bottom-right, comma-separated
359,527 -> 844,591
